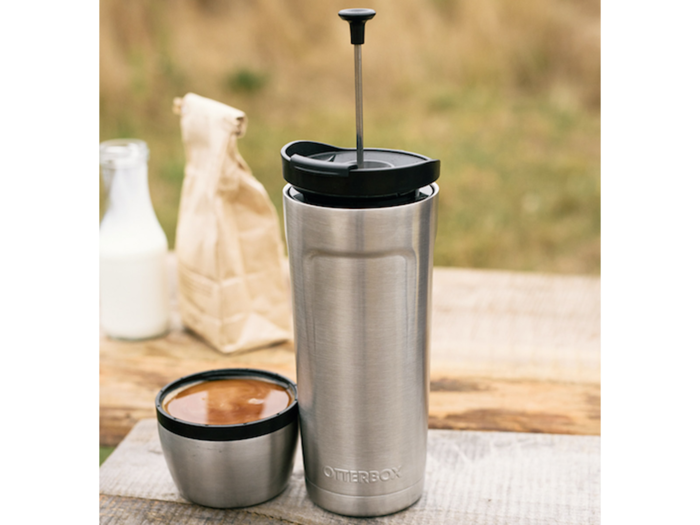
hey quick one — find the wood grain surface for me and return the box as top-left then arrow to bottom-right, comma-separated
100,419 -> 600,525
100,255 -> 600,446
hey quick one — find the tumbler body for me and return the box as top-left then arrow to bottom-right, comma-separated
283,183 -> 438,517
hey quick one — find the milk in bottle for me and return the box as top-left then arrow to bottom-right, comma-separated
100,139 -> 169,339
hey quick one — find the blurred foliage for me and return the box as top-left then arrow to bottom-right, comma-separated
225,68 -> 269,94
100,0 -> 600,274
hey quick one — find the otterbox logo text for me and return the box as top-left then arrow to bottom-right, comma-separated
323,466 -> 402,483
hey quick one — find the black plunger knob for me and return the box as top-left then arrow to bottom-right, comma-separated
338,8 -> 376,45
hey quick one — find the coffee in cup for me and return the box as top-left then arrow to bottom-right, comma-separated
163,378 -> 293,425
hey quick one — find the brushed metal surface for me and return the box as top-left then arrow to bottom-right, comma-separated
158,421 -> 298,508
283,184 -> 438,517
305,476 -> 425,517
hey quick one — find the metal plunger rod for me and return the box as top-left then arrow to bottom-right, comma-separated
339,8 -> 376,169
354,44 -> 364,167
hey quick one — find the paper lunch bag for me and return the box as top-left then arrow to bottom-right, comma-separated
173,93 -> 292,353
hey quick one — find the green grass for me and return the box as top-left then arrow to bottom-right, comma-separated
100,85 -> 599,275
100,446 -> 115,465
99,0 -> 599,275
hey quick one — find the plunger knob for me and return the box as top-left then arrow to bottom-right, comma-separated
338,8 -> 376,45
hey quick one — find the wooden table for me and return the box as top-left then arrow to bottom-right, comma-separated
100,255 -> 600,523
101,420 -> 600,524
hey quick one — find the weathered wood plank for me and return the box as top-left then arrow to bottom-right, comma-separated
100,419 -> 600,525
100,495 -> 291,525
100,371 -> 599,446
100,255 -> 600,445
430,267 -> 600,384
429,377 -> 599,434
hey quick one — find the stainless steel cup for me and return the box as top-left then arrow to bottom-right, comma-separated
155,369 -> 298,508
279,9 -> 440,516
281,138 -> 440,517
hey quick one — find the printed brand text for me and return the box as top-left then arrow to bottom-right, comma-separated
322,466 -> 402,483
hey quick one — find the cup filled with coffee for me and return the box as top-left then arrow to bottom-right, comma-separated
155,368 -> 298,508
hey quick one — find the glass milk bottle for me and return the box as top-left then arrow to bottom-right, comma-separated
100,139 -> 170,339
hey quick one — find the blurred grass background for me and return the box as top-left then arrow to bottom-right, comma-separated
100,0 -> 600,274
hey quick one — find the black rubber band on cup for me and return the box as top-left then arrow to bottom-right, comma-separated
155,368 -> 299,442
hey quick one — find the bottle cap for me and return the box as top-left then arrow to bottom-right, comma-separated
100,139 -> 149,169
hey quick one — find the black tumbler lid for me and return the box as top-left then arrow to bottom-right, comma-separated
281,140 -> 440,200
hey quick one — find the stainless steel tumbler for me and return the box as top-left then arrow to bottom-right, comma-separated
281,10 -> 440,516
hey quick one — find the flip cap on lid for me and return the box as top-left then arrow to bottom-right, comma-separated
281,141 -> 439,200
